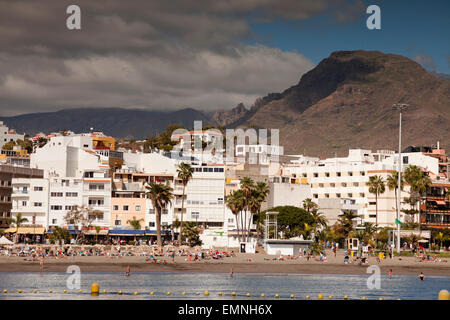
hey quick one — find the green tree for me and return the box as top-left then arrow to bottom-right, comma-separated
2,141 -> 16,150
126,216 -> 144,243
226,190 -> 245,242
310,209 -> 328,233
404,165 -> 432,228
50,226 -> 71,245
302,198 -> 318,213
336,210 -> 359,240
386,171 -> 404,216
240,177 -> 255,242
145,182 -> 173,247
246,182 -> 269,240
182,221 -> 202,246
366,175 -> 386,226
94,225 -> 101,243
8,213 -> 28,231
258,206 -> 314,239
176,162 -> 194,245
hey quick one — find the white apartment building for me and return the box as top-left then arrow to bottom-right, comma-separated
11,178 -> 50,229
0,121 -> 24,150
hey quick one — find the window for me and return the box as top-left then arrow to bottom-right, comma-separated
313,194 -> 318,199
135,205 -> 141,211
51,205 -> 62,210
113,205 -> 119,210
369,214 -> 377,218
123,205 -> 129,211
319,183 -> 324,188
149,222 -> 155,227
337,172 -> 341,177
342,183 -> 347,187
325,194 -> 329,198
202,168 -> 208,172
149,209 -> 155,214
348,172 -> 353,176
313,173 -> 318,177
228,218 -> 234,223
325,172 -> 330,177
115,220 -> 121,226
98,184 -> 105,190
66,192 -> 78,197
51,192 -> 63,197
191,212 -> 199,219
84,172 -> 94,178
369,201 -> 376,205
52,219 -> 57,224
360,193 -> 365,197
34,202 -> 42,207
353,182 -> 359,187
348,193 -> 353,197
34,187 -> 43,191
22,201 -> 27,206
336,193 -> 341,198
403,156 -> 409,164
302,173 -> 307,178
162,209 -> 168,214
330,183 -> 335,187
65,206 -> 73,210
360,171 -> 365,176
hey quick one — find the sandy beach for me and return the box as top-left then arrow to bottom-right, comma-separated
1,250 -> 449,276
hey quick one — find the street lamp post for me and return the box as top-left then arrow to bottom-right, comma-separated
393,103 -> 408,254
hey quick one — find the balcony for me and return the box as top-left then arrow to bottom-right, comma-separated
11,190 -> 28,197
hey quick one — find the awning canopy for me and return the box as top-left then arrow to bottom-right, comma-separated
4,227 -> 45,234
435,200 -> 446,205
47,229 -> 80,235
109,229 -> 146,236
83,230 -> 109,236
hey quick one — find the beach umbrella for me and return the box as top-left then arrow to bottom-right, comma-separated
0,236 -> 14,245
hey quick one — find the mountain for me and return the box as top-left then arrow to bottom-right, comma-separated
225,50 -> 450,156
211,103 -> 249,127
0,108 -> 212,139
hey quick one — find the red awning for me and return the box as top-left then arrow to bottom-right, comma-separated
435,200 -> 446,205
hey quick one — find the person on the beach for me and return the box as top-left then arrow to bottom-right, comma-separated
126,265 -> 131,276
418,272 -> 424,281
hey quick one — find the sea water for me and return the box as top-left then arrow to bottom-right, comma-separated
0,272 -> 448,300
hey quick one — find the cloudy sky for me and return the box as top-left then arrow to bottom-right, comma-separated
0,0 -> 448,116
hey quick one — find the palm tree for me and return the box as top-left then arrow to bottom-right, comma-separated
404,165 -> 432,226
435,232 -> 446,250
302,198 -> 318,213
176,162 -> 194,245
94,225 -> 101,243
310,209 -> 328,233
240,177 -> 255,242
246,182 -> 269,241
338,210 -> 359,239
386,171 -> 404,216
127,216 -> 144,243
8,213 -> 28,232
366,175 -> 385,226
226,190 -> 245,243
145,182 -> 173,247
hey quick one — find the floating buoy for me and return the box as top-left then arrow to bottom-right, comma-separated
246,293 -> 251,297
328,295 -> 333,299
182,291 -> 186,296
103,290 -> 107,294
204,291 -> 209,296
379,297 -> 383,300
33,290 -> 38,294
290,294 -> 295,299
261,293 -> 265,298
63,289 -> 67,293
118,290 -> 123,295
232,292 -> 236,297
167,291 -> 171,295
362,297 -> 367,300
134,291 -> 138,295
3,290 -> 6,293
79,290 -> 83,293
275,294 -> 279,299
438,289 -> 449,300
91,282 -> 100,295
344,296 -> 348,300
49,290 -> 53,293
218,292 -> 222,296
18,290 -> 22,293
150,291 -> 154,296
317,294 -> 323,299
305,295 -> 310,299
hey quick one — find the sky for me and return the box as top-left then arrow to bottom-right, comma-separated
0,0 -> 448,116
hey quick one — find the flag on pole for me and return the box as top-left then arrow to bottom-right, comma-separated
395,219 -> 404,225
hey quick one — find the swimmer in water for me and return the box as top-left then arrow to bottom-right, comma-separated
230,267 -> 233,278
388,269 -> 392,279
126,265 -> 131,276
40,255 -> 44,273
418,272 -> 424,281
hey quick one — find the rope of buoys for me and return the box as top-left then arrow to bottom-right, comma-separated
317,294 -> 323,299
438,289 -> 449,300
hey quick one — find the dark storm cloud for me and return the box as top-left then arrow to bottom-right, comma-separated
0,0 -> 367,116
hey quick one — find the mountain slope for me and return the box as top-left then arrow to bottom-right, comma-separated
0,108 -> 212,139
236,50 -> 450,156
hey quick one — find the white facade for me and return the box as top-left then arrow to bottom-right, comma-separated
11,178 -> 49,228
0,121 -> 24,150
267,182 -> 311,208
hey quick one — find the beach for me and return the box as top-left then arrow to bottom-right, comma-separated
1,250 -> 449,276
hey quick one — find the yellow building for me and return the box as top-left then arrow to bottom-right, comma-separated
111,197 -> 147,230
92,134 -> 116,151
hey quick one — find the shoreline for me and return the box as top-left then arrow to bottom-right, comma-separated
1,259 -> 449,276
